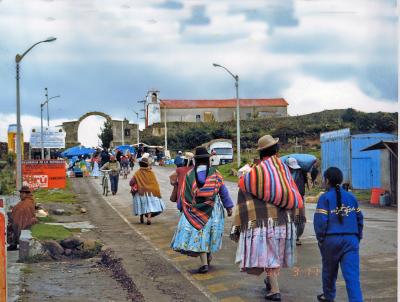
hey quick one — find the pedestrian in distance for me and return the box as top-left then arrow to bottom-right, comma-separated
100,155 -> 121,195
231,135 -> 303,301
170,146 -> 233,274
311,162 -> 319,187
169,152 -> 194,203
129,154 -> 166,225
314,167 -> 364,302
91,155 -> 101,178
100,148 -> 110,167
174,151 -> 184,167
120,155 -> 130,179
285,157 -> 308,246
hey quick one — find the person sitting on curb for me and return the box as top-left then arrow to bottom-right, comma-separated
7,186 -> 38,250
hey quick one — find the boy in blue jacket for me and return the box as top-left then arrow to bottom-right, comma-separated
314,167 -> 364,302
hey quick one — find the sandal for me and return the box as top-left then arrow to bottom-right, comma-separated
198,265 -> 209,274
265,293 -> 281,301
146,220 -> 151,225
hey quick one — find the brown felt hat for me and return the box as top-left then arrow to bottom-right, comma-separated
256,135 -> 279,151
19,185 -> 31,193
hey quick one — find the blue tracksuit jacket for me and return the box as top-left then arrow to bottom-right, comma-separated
314,188 -> 363,242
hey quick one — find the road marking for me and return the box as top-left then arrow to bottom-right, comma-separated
207,282 -> 241,294
192,270 -> 230,281
220,297 -> 246,302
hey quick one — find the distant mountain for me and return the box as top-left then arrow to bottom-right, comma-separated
141,108 -> 398,151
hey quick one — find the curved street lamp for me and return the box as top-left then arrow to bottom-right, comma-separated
15,37 -> 57,189
212,63 -> 241,168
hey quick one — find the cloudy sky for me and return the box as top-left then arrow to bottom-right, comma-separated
0,0 -> 397,146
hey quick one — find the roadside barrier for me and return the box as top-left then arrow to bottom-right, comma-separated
0,198 -> 6,302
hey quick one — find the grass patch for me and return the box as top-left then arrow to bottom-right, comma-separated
37,216 -> 56,223
33,181 -> 78,204
31,224 -> 72,241
217,163 -> 238,183
20,267 -> 33,274
352,190 -> 371,202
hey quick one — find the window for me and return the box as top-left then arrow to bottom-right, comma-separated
246,112 -> 252,119
124,129 -> 131,137
214,148 -> 233,155
196,115 -> 201,122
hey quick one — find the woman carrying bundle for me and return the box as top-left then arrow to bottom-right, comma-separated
171,146 -> 233,274
230,135 -> 303,301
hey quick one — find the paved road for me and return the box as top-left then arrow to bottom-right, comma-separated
87,165 -> 397,302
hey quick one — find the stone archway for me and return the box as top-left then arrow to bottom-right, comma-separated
62,111 -> 138,149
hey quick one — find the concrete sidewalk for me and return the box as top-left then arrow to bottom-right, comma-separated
90,166 -> 397,301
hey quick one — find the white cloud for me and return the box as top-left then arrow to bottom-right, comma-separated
283,74 -> 399,115
0,113 -> 67,142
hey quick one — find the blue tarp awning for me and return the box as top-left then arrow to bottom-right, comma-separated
61,145 -> 96,158
114,145 -> 136,154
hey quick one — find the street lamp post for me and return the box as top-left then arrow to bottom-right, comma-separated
40,92 -> 60,159
15,37 -> 57,189
212,63 -> 241,168
133,111 -> 140,145
163,103 -> 167,152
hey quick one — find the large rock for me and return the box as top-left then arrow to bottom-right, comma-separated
19,230 -> 46,262
42,240 -> 64,259
60,237 -> 83,249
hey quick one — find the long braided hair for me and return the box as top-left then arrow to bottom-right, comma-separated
324,167 -> 344,223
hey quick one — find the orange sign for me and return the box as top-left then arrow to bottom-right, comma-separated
22,160 -> 66,189
0,208 -> 6,302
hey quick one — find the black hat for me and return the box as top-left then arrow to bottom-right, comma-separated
194,146 -> 211,159
19,185 -> 31,193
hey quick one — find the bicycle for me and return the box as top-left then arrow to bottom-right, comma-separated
100,169 -> 111,196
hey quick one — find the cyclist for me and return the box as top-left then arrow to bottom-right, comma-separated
100,155 -> 121,195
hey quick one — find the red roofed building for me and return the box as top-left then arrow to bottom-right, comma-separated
156,98 -> 288,123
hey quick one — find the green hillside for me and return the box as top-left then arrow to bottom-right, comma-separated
140,108 -> 398,152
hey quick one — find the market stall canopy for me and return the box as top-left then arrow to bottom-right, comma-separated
114,145 -> 136,154
61,145 -> 96,158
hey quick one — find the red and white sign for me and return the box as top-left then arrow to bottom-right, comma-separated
22,160 -> 66,190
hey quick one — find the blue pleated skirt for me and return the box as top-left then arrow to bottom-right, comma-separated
132,193 -> 166,216
170,196 -> 225,255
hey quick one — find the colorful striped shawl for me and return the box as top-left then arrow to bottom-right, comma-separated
181,167 -> 224,230
238,156 -> 303,209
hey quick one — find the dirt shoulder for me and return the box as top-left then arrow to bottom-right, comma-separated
70,178 -> 209,302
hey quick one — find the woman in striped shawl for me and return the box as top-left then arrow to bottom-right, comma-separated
231,135 -> 303,301
171,146 -> 233,274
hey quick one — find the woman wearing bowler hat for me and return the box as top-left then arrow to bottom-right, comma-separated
171,146 -> 233,274
7,186 -> 37,250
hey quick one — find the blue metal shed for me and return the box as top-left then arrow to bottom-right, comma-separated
321,129 -> 396,189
